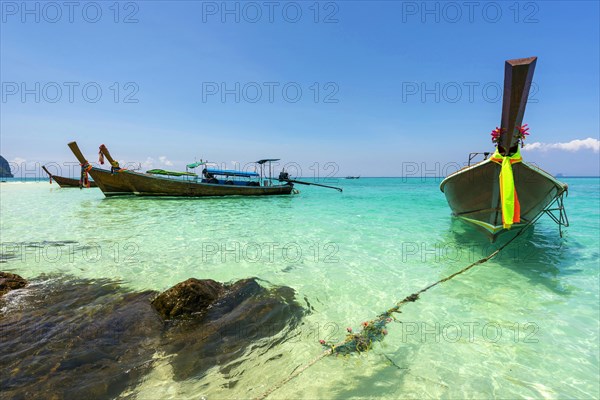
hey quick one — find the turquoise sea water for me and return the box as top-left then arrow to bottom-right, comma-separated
1,178 -> 599,399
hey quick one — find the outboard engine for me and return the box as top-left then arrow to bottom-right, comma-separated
278,170 -> 290,181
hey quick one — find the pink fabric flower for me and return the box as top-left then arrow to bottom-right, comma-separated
491,127 -> 502,142
517,124 -> 530,137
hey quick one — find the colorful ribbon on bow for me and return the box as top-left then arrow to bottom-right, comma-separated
490,148 -> 522,229
110,160 -> 126,174
80,162 -> 93,189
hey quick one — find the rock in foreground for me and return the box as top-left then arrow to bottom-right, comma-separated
151,278 -> 225,318
0,274 -> 304,399
159,278 -> 301,381
0,271 -> 27,296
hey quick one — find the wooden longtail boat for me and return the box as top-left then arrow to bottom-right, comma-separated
93,144 -> 296,197
41,165 -> 98,188
440,57 -> 568,241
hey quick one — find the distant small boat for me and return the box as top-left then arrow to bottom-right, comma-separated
41,165 -> 97,188
440,57 -> 568,241
345,176 -> 360,179
67,142 -> 342,198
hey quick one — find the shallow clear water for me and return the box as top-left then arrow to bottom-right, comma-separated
1,178 -> 599,398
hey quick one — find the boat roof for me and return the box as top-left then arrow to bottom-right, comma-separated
255,159 -> 280,164
186,161 -> 205,169
206,168 -> 259,178
147,169 -> 197,177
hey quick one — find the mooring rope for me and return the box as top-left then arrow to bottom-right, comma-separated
255,213 -> 546,400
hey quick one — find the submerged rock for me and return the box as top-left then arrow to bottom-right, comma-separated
161,278 -> 303,381
0,274 -> 304,399
0,271 -> 27,296
0,276 -> 162,400
151,278 -> 225,319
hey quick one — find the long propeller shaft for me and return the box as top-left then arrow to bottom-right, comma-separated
271,177 -> 342,192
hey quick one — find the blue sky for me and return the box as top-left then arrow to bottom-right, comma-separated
1,0 -> 599,177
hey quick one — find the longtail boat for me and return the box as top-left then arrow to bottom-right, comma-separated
41,165 -> 98,188
440,57 -> 568,241
97,144 -> 296,197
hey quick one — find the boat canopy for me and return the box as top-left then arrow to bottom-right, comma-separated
255,159 -> 280,164
186,161 -> 205,169
205,168 -> 259,178
147,169 -> 197,177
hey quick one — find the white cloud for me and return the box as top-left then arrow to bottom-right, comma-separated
523,137 -> 599,153
142,157 -> 154,169
158,156 -> 173,166
10,157 -> 26,164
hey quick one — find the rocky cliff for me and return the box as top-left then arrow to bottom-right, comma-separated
0,156 -> 13,178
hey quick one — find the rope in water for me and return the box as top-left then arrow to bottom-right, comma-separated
255,213 -> 546,400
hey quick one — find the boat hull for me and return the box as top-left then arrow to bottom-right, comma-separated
89,168 -> 294,197
87,167 -> 135,196
122,170 -> 294,197
440,159 -> 567,241
42,166 -> 98,188
51,175 -> 98,188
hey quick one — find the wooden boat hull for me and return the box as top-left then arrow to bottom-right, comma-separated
87,168 -> 293,197
440,160 -> 567,241
52,175 -> 98,188
41,166 -> 98,188
87,167 -> 135,196
120,170 -> 294,197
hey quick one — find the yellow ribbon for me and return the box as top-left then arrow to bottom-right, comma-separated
490,148 -> 522,229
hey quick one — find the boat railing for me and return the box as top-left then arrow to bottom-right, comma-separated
468,152 -> 491,166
